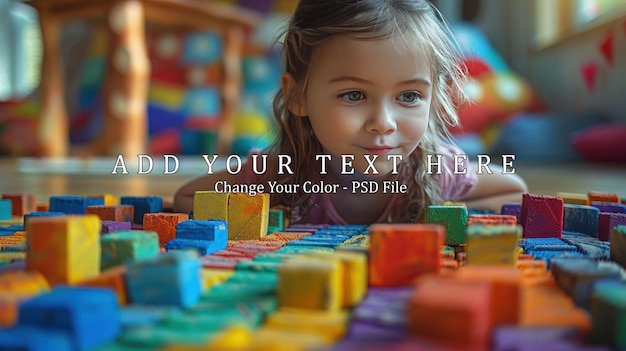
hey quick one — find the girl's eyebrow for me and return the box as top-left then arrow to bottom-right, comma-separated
328,76 -> 431,87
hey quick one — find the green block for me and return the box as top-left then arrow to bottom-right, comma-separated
100,231 -> 160,270
160,307 -> 263,331
426,205 -> 468,245
201,281 -> 276,302
227,271 -> 278,286
118,325 -> 213,348
267,209 -> 284,234
590,283 -> 626,349
611,225 -> 626,269
191,295 -> 278,317
252,252 -> 296,263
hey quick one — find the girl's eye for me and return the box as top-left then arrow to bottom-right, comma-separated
340,91 -> 364,102
398,92 -> 422,104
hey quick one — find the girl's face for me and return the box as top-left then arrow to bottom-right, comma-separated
296,34 -> 433,177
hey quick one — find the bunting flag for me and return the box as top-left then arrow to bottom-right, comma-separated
581,61 -> 599,93
598,29 -> 615,65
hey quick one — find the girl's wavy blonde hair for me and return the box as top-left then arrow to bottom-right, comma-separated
268,0 -> 467,223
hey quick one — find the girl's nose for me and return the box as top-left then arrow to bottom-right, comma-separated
365,104 -> 397,135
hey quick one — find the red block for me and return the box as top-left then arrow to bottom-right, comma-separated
521,194 -> 564,238
369,224 -> 444,287
467,214 -> 517,226
1,193 -> 37,216
598,213 -> 626,241
86,205 -> 134,223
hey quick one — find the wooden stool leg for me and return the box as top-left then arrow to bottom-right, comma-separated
98,0 -> 149,158
37,6 -> 68,158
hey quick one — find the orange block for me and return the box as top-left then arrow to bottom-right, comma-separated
408,275 -> 492,350
86,205 -> 134,222
80,265 -> 128,305
36,203 -> 49,212
0,271 -> 50,328
0,231 -> 26,248
0,293 -> 19,327
588,191 -> 621,204
467,214 -> 517,226
455,266 -> 522,326
1,193 -> 37,216
369,224 -> 444,287
143,212 -> 189,245
260,232 -> 312,242
517,259 -> 547,271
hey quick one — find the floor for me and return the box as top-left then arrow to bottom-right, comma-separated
1,157 -> 625,205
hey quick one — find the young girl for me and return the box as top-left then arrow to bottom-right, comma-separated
174,0 -> 527,224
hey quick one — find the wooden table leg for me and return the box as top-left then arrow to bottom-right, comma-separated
98,0 -> 149,158
37,5 -> 68,158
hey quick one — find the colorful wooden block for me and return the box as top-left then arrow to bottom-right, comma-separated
592,202 -> 626,214
143,212 -> 189,245
126,250 -> 202,307
17,286 -> 121,350
590,282 -> 626,349
501,203 -> 522,223
264,308 -> 349,342
100,230 -> 160,270
267,208 -> 285,234
588,191 -> 621,204
120,196 -> 163,224
0,270 -> 49,296
101,220 -> 132,234
520,194 -> 564,238
200,268 -> 233,291
369,224 -> 444,287
193,191 -> 229,221
176,219 -> 227,242
165,239 -> 228,256
227,193 -> 270,240
557,192 -> 590,206
610,225 -> 626,268
600,213 -> 626,242
0,199 -> 11,220
26,215 -> 101,286
426,205 -> 468,245
563,204 -> 600,236
467,214 -> 517,226
1,193 -> 37,216
49,195 -> 104,214
23,211 -> 65,227
407,275 -> 493,350
277,255 -> 343,310
86,205 -> 134,223
79,266 -> 128,305
466,224 -> 522,266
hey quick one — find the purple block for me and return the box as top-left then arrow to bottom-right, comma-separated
101,221 -> 132,234
521,194 -> 564,238
501,203 -> 522,223
592,202 -> 626,214
493,325 -> 580,351
347,321 -> 407,341
352,302 -> 407,328
598,213 -> 626,241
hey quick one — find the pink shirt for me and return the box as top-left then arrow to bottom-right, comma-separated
237,146 -> 477,225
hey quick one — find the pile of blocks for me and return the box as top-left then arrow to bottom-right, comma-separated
0,190 -> 625,350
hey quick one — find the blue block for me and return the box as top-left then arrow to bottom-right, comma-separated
550,258 -> 623,307
17,287 -> 121,350
182,31 -> 222,64
181,87 -> 221,117
0,326 -> 71,351
176,219 -> 227,242
0,224 -> 24,236
120,196 -> 163,224
24,211 -> 65,227
49,196 -> 104,215
165,238 -> 226,255
564,204 -> 600,237
286,240 -> 338,248
126,251 -> 202,307
0,199 -> 11,220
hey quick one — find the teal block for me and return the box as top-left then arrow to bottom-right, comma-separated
563,204 -> 600,236
117,325 -> 213,348
426,205 -> 468,245
267,208 -> 284,234
101,231 -> 160,270
590,282 -> 626,349
0,199 -> 11,220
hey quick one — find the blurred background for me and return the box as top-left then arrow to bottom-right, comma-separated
0,0 -> 624,163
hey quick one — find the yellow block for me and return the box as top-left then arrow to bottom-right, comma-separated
205,325 -> 253,351
148,82 -> 186,109
248,326 -> 331,351
466,225 -> 522,266
0,217 -> 24,226
84,193 -> 118,206
0,252 -> 26,262
228,193 -> 269,240
264,308 -> 349,342
0,270 -> 49,295
194,191 -> 230,221
443,201 -> 467,207
26,215 -> 101,286
277,256 -> 343,311
556,192 -> 589,206
201,268 -> 233,291
301,251 -> 367,308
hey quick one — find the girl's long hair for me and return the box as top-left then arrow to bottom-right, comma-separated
269,0 -> 467,223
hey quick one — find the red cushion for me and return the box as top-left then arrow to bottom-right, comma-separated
571,123 -> 626,162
